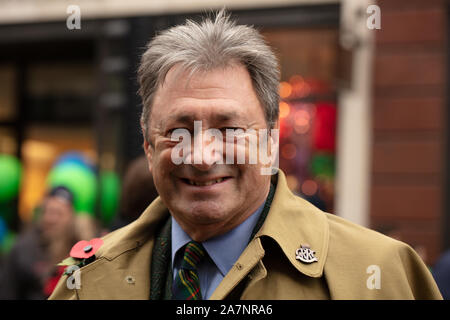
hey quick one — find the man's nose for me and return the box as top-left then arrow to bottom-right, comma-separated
188,130 -> 223,171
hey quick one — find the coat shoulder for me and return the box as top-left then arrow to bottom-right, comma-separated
322,212 -> 442,299
95,222 -> 139,258
325,212 -> 401,251
324,212 -> 422,271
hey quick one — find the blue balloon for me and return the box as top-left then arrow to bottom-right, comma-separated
0,216 -> 6,244
54,151 -> 95,171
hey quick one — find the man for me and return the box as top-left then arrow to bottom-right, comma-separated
50,10 -> 442,300
1,186 -> 77,299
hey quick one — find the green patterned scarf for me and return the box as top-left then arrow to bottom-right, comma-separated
149,183 -> 276,300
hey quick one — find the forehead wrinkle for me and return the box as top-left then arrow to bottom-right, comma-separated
211,110 -> 240,123
166,113 -> 195,125
166,108 -> 242,126
164,62 -> 250,98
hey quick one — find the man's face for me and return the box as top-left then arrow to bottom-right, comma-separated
143,63 -> 274,240
40,197 -> 74,241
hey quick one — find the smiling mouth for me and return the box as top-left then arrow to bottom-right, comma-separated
181,177 -> 231,187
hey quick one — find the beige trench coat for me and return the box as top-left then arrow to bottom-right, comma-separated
49,171 -> 442,300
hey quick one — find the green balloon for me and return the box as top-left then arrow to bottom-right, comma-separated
100,171 -> 120,225
47,162 -> 97,215
310,153 -> 335,178
0,155 -> 22,204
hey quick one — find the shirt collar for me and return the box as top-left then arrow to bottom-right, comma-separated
171,202 -> 265,276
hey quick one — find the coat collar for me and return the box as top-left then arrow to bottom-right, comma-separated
255,170 -> 329,278
96,198 -> 170,261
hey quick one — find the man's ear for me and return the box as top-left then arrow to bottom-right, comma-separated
141,124 -> 153,172
143,139 -> 153,173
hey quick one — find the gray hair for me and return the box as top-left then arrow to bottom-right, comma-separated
137,9 -> 280,141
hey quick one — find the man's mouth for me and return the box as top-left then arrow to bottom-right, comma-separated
181,177 -> 231,187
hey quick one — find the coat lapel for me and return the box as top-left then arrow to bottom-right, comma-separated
76,198 -> 170,299
256,170 -> 329,278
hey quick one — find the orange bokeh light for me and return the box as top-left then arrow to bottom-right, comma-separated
289,75 -> 311,98
281,143 -> 297,160
295,117 -> 309,127
279,81 -> 292,98
294,123 -> 310,134
289,75 -> 304,85
279,101 -> 290,118
301,180 -> 318,196
295,109 -> 310,124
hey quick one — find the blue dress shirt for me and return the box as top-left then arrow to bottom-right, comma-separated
171,203 -> 265,299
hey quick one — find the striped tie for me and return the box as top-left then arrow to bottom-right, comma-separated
172,241 -> 206,300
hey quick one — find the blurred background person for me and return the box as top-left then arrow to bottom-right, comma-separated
109,155 -> 158,231
0,186 -> 78,299
432,250 -> 450,300
46,152 -> 101,241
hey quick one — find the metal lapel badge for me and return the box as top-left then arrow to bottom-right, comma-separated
295,244 -> 318,264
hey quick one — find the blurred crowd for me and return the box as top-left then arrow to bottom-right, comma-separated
0,152 -> 158,299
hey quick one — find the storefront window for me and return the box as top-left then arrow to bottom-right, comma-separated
18,61 -> 97,221
263,27 -> 338,212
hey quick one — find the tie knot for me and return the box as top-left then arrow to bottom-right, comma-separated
181,241 -> 206,271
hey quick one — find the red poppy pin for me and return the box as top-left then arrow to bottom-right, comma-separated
70,238 -> 104,259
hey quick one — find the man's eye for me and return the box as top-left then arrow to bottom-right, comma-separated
167,128 -> 188,136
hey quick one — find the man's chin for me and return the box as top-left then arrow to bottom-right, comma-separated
173,201 -> 231,223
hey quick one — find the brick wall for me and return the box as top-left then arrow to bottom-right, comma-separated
371,0 -> 447,265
